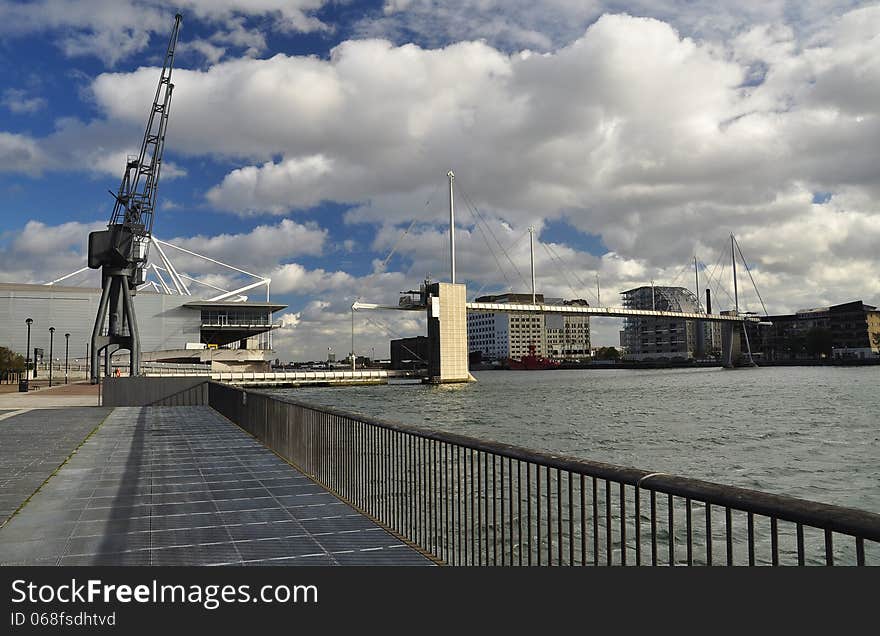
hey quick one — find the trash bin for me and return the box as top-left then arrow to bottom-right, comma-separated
18,380 -> 29,392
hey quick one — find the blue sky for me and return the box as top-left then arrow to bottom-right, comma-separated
1,1 -> 878,359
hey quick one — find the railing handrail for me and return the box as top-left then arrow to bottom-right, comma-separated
216,382 -> 880,542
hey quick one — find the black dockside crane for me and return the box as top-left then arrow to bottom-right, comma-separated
88,14 -> 182,384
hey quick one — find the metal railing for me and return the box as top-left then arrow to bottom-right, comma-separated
208,382 -> 880,566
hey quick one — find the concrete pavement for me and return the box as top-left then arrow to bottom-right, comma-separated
0,407 -> 111,524
0,406 -> 432,566
0,382 -> 100,409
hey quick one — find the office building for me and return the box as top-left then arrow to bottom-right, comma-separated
619,285 -> 718,360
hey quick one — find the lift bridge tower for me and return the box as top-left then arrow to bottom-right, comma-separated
88,14 -> 182,383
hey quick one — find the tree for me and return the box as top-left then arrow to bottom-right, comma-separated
595,346 -> 621,361
805,327 -> 833,359
0,346 -> 25,380
873,332 -> 880,348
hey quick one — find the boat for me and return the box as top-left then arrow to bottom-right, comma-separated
506,344 -> 561,370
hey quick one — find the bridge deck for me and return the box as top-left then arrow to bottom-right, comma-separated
352,300 -> 758,322
143,369 -> 425,385
466,302 -> 759,322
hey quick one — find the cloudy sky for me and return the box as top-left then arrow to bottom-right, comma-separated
1,0 -> 878,360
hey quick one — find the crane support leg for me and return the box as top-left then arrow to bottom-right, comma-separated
90,277 -> 111,384
90,269 -> 139,383
121,275 -> 141,377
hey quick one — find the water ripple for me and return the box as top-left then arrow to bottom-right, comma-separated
274,366 -> 880,514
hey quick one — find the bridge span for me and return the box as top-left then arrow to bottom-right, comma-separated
143,368 -> 423,387
354,282 -> 760,383
465,302 -> 759,323
353,300 -> 761,323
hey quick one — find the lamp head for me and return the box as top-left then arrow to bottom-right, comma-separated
25,318 -> 33,326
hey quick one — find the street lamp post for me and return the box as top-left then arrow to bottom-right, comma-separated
65,333 -> 70,384
49,327 -> 55,387
24,318 -> 33,390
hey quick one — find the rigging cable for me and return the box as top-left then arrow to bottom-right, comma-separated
733,236 -> 769,316
350,180 -> 440,354
459,198 -> 515,294
363,315 -> 426,361
458,185 -> 529,289
696,258 -> 715,310
713,260 -> 738,308
375,181 -> 442,276
540,241 -> 587,302
704,236 -> 728,290
667,258 -> 693,288
702,238 -> 737,309
543,241 -> 600,306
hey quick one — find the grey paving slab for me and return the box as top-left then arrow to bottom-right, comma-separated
0,406 -> 432,567
0,407 -> 111,524
242,554 -> 336,566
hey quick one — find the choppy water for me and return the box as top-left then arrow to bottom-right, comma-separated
273,366 -> 880,515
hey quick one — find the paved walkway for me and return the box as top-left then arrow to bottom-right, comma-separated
0,406 -> 432,566
0,407 -> 111,524
0,382 -> 100,409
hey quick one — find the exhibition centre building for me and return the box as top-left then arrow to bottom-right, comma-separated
0,282 -> 285,372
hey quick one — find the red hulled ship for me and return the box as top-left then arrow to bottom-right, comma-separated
506,344 -> 561,370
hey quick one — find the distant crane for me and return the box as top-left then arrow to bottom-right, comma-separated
88,14 -> 182,383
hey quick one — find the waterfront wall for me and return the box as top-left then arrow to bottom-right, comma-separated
103,376 -> 209,406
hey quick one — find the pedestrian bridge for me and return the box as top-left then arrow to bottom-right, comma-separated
353,300 -> 760,323
143,368 -> 423,386
465,301 -> 760,323
354,283 -> 762,383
